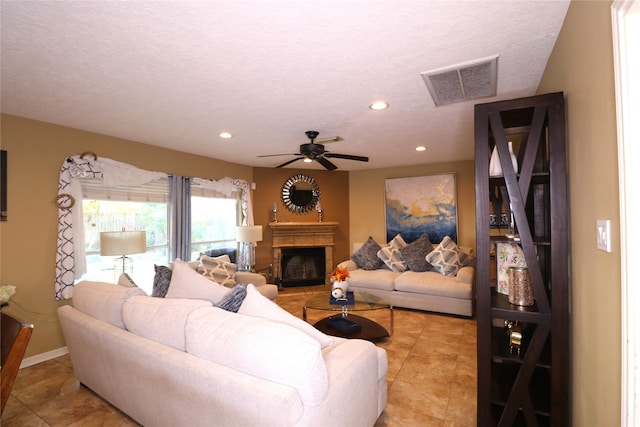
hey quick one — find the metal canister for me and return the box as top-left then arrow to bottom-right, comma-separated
508,266 -> 534,306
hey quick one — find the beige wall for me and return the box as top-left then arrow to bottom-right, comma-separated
348,161 -> 476,249
537,1 -> 621,425
0,114 -> 253,358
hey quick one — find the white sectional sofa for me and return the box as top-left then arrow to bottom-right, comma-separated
337,237 -> 475,317
59,280 -> 388,427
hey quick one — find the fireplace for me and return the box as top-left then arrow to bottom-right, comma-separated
279,247 -> 325,287
269,221 -> 339,288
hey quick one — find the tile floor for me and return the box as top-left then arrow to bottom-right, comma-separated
1,285 -> 477,426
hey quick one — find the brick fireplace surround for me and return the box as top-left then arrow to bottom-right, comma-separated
268,221 -> 339,286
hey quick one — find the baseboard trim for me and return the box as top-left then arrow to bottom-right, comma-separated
21,346 -> 69,369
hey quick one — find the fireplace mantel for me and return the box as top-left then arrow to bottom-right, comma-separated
269,222 -> 339,285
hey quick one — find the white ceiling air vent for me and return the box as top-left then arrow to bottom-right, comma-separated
421,55 -> 498,107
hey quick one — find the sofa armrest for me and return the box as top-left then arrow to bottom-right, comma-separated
456,266 -> 475,284
236,271 -> 267,286
337,260 -> 358,271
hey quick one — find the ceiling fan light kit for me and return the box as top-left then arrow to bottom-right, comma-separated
257,130 -> 369,170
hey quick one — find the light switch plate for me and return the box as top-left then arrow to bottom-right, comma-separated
596,219 -> 611,252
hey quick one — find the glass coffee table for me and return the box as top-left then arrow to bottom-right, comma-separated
303,291 -> 393,340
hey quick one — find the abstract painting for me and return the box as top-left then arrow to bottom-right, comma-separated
385,173 -> 457,243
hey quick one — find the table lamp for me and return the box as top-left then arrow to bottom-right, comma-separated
236,225 -> 263,272
100,230 -> 147,278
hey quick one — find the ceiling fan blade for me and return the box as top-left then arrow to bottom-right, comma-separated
315,136 -> 342,144
324,152 -> 369,162
316,157 -> 338,170
257,153 -> 299,158
275,157 -> 305,168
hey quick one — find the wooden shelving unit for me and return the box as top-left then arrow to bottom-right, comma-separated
475,92 -> 569,426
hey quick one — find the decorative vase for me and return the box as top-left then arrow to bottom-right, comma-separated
489,145 -> 502,177
489,141 -> 519,177
331,281 -> 349,299
507,267 -> 534,306
508,141 -> 518,174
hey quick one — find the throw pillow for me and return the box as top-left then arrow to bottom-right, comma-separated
199,254 -> 237,287
238,284 -> 334,348
377,234 -> 408,272
165,258 -> 231,305
216,283 -> 247,313
152,265 -> 172,297
202,247 -> 237,264
399,233 -> 435,272
425,236 -> 475,277
117,273 -> 138,288
351,236 -> 385,270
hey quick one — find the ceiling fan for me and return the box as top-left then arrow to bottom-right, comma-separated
258,131 -> 369,170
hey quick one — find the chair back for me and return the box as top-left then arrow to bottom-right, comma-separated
1,312 -> 34,415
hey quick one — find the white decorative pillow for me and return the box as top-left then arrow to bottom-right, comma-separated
377,234 -> 407,272
199,254 -> 237,287
425,236 -> 475,277
165,258 -> 231,305
238,284 -> 334,348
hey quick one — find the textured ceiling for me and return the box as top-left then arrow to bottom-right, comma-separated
0,1 -> 569,171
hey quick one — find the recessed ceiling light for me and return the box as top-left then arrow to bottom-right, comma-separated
416,146 -> 427,151
369,101 -> 389,110
219,132 -> 233,139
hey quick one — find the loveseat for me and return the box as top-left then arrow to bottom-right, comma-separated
337,235 -> 475,317
148,254 -> 279,301
59,265 -> 388,426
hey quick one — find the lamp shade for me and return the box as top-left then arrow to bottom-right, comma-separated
236,225 -> 263,243
100,231 -> 147,256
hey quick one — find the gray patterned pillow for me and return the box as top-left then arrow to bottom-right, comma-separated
152,265 -> 172,297
377,234 -> 408,272
425,236 -> 474,277
351,237 -> 385,270
216,284 -> 247,312
399,233 -> 435,272
200,254 -> 238,287
117,273 -> 138,288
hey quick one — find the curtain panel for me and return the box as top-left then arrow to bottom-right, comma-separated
55,155 -> 252,300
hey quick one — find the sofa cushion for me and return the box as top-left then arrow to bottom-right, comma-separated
199,254 -> 237,287
351,236 -> 386,270
72,281 -> 147,329
399,233 -> 435,272
216,283 -> 247,312
238,284 -> 334,348
186,307 -> 329,406
377,234 -> 407,272
394,271 -> 473,299
122,296 -> 212,351
165,258 -> 231,304
346,268 -> 399,291
152,265 -> 173,297
425,236 -> 475,277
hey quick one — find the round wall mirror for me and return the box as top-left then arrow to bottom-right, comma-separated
281,174 -> 320,214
